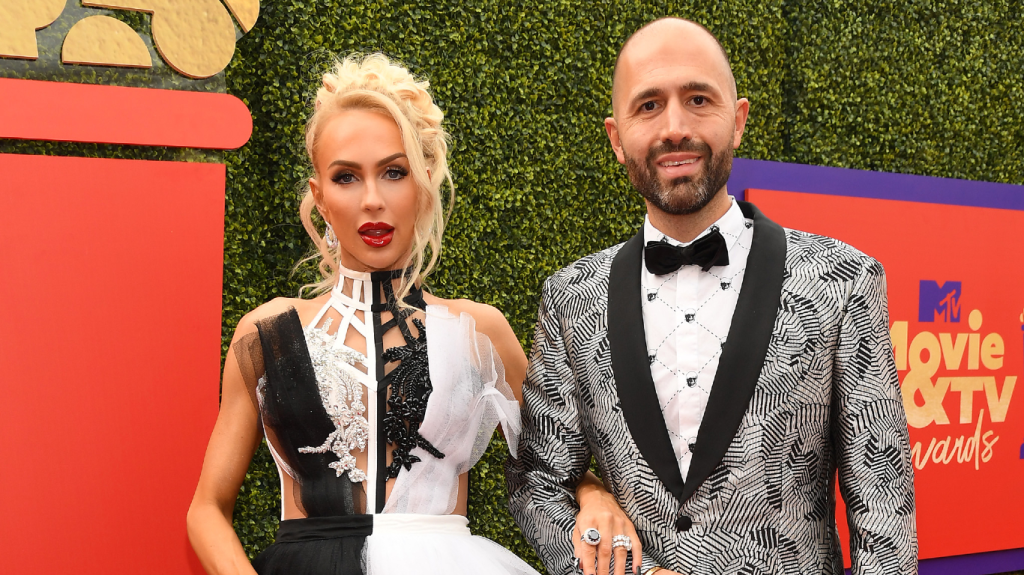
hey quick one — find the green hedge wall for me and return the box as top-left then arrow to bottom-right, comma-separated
3,1 -> 1022,572
782,0 -> 1024,181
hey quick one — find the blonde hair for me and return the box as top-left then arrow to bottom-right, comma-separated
298,53 -> 454,304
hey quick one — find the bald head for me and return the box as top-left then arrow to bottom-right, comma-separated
602,16 -> 750,231
612,18 -> 737,112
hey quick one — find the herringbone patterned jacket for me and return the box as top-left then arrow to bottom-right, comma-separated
506,202 -> 917,575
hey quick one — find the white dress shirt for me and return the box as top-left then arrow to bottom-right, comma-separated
641,198 -> 753,481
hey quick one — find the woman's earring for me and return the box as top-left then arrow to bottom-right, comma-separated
324,223 -> 339,249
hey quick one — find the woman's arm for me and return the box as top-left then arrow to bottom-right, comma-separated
575,473 -> 643,575
433,297 -> 527,403
449,298 -> 649,575
475,305 -> 527,404
469,299 -> 643,575
186,318 -> 263,575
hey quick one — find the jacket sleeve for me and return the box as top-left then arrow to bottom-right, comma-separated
506,277 -> 593,575
832,258 -> 918,574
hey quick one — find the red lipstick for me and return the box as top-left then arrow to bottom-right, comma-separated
358,222 -> 394,247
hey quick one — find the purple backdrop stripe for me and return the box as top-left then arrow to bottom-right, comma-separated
844,548 -> 1024,575
842,548 -> 1024,575
843,544 -> 1024,572
919,548 -> 1024,575
727,158 -> 1024,211
727,158 -> 1024,575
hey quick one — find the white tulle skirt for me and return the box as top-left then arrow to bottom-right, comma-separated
364,514 -> 539,575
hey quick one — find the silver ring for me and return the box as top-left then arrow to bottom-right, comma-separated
611,534 -> 632,551
581,527 -> 601,546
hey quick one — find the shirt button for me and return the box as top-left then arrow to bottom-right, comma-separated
675,515 -> 693,532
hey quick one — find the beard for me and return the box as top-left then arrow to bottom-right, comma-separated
624,138 -> 734,216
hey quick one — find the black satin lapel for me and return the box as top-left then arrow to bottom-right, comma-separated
680,201 -> 787,502
609,229 -> 686,500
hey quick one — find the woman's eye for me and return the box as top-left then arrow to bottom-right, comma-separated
383,167 -> 408,180
332,172 -> 357,184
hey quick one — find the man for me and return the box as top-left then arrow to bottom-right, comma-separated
506,18 -> 917,575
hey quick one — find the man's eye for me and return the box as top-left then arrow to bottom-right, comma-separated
641,101 -> 657,112
692,95 -> 707,106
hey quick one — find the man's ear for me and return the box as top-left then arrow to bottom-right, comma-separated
732,98 -> 750,150
604,117 -> 626,165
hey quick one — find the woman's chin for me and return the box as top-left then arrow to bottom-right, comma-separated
339,246 -> 410,273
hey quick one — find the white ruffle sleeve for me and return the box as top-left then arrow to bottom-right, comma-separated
382,304 -> 522,515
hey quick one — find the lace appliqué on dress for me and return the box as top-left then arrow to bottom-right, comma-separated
297,318 -> 370,483
381,316 -> 445,478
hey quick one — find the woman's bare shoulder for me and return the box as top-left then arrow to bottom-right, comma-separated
423,294 -> 527,395
233,295 -> 329,338
422,294 -> 515,347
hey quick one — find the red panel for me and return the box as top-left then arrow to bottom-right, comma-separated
0,78 -> 253,149
0,153 -> 223,574
747,189 -> 1024,563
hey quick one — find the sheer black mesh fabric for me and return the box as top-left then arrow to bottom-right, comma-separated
233,329 -> 265,424
233,309 -> 365,517
251,516 -> 371,575
252,538 -> 364,575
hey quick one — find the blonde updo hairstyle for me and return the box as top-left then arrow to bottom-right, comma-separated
299,53 -> 454,303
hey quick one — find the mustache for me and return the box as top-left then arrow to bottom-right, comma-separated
645,139 -> 712,162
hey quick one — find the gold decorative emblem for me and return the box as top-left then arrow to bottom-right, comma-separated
0,0 -> 67,59
1,0 -> 259,79
220,0 -> 259,33
62,16 -> 152,69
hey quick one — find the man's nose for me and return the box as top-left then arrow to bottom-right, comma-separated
660,99 -> 693,143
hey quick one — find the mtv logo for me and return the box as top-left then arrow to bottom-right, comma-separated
919,280 -> 962,322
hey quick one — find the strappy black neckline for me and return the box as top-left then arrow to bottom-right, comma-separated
365,268 -> 442,511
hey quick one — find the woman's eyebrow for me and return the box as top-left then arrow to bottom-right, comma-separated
328,159 -> 360,169
376,153 -> 407,166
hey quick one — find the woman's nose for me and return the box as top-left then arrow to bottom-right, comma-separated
361,179 -> 385,212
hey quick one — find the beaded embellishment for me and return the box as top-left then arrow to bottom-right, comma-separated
297,318 -> 370,483
381,317 -> 445,478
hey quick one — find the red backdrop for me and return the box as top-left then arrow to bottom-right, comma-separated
748,188 -> 1024,566
0,153 -> 224,574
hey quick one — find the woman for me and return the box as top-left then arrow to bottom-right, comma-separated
186,53 -> 639,575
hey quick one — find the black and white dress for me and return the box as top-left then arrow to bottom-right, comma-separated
234,266 -> 536,575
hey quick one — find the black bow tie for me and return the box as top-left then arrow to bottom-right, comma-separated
644,229 -> 730,275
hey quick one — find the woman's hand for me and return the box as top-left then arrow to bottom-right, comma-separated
574,472 -> 642,575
